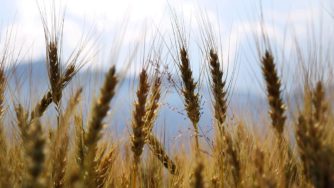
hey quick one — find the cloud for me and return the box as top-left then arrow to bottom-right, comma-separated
0,0 -> 333,73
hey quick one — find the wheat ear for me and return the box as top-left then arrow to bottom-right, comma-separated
83,66 -> 117,187
261,51 -> 286,135
147,134 -> 177,175
208,49 -> 227,133
143,76 -> 178,174
296,81 -> 333,187
74,115 -> 85,169
179,47 -> 201,153
15,104 -> 29,141
223,130 -> 240,187
144,76 -> 161,133
312,81 -> 328,123
0,68 -> 9,187
47,42 -> 62,106
96,147 -> 116,188
24,118 -> 46,188
131,69 -> 150,187
191,161 -> 205,188
31,64 -> 77,119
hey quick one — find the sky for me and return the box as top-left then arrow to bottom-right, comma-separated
0,0 -> 333,93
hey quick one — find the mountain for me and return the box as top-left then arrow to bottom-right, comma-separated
6,61 -> 269,140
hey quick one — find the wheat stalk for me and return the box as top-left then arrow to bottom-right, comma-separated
51,88 -> 82,188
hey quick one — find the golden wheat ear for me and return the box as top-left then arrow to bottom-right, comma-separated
39,3 -> 70,109
296,81 -> 333,187
178,47 -> 201,153
47,42 -> 62,106
208,49 -> 227,134
23,118 -> 46,188
83,65 -> 117,187
34,2 -> 85,119
147,133 -> 177,175
15,104 -> 29,141
144,75 -> 161,134
31,64 -> 78,120
0,68 -> 6,117
295,115 -> 330,187
96,147 -> 116,188
191,160 -> 205,188
85,66 -> 117,146
130,69 -> 150,186
0,68 -> 10,187
261,51 -> 286,135
312,81 -> 328,123
143,75 -> 178,175
74,114 -> 85,169
224,130 -> 241,187
261,50 -> 296,187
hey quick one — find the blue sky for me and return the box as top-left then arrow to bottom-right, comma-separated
0,0 -> 333,93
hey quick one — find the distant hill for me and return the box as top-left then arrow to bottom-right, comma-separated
5,61 -> 271,139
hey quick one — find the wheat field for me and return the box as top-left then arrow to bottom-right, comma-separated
0,2 -> 333,188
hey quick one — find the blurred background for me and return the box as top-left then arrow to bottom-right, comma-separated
1,0 -> 333,145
